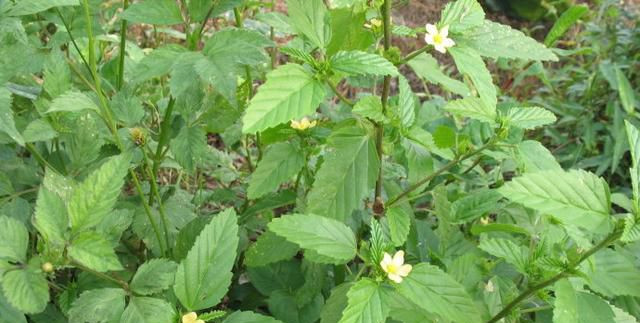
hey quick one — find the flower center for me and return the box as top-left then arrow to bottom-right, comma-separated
433,33 -> 443,44
386,264 -> 398,274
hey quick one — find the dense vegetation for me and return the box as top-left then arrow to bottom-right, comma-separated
0,0 -> 639,322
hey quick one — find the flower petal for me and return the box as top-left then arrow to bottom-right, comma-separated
434,45 -> 447,53
424,34 -> 435,45
392,250 -> 405,266
425,23 -> 438,35
398,264 -> 412,277
443,38 -> 455,47
388,273 -> 403,283
182,312 -> 198,323
440,25 -> 449,38
380,252 -> 393,270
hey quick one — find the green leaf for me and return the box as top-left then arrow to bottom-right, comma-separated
268,289 -> 323,323
120,297 -> 176,323
625,121 -> 640,212
22,119 -> 58,143
338,279 -> 389,323
0,216 -> 28,263
396,263 -> 481,323
130,259 -> 178,296
622,214 -> 640,243
188,0 -> 244,22
269,214 -> 357,264
121,0 -> 183,25
449,46 -> 497,110
242,64 -> 326,133
397,76 -> 416,128
174,209 -> 239,311
223,311 -> 283,323
439,0 -> 485,33
307,126 -> 379,222
583,249 -> 640,298
287,0 -> 331,49
248,142 -> 305,199
68,154 -> 130,232
386,206 -> 412,247
353,96 -> 384,123
326,9 -> 374,56
330,51 -> 398,77
407,53 -> 470,97
321,283 -> 353,323
517,140 -> 562,173
46,90 -> 100,114
246,260 -> 304,296
544,5 -> 589,47
444,97 -> 496,124
131,45 -> 187,85
68,232 -> 123,272
244,231 -> 299,267
0,87 -> 24,146
505,107 -> 557,129
554,279 -> 616,323
450,189 -> 502,224
1,268 -> 49,314
171,125 -> 208,172
0,292 -> 26,323
34,188 -> 68,245
479,238 -> 528,273
7,0 -> 78,16
432,125 -> 456,149
616,67 -> 637,115
459,20 -> 558,61
68,288 -> 126,323
498,170 -> 612,231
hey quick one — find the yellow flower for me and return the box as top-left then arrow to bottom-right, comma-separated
290,117 -> 317,130
182,312 -> 205,323
380,250 -> 412,283
424,23 -> 455,54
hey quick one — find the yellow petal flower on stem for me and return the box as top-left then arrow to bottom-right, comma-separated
380,250 -> 413,283
182,312 -> 205,323
424,23 -> 455,54
290,117 -> 317,130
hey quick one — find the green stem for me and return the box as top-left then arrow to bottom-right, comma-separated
130,170 -> 167,256
25,143 -> 62,175
73,261 -> 130,292
150,97 -> 176,205
328,80 -> 354,106
55,8 -> 92,77
142,149 -> 172,256
400,45 -> 429,65
116,0 -> 129,90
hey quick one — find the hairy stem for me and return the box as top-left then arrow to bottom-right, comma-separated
400,45 -> 429,65
142,149 -> 172,256
116,0 -> 129,90
150,97 -> 176,205
328,80 -> 354,106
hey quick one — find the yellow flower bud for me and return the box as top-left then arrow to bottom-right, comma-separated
182,312 -> 205,323
42,262 -> 54,273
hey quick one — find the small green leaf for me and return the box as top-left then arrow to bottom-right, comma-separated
7,0 -> 78,16
34,188 -> 68,245
68,232 -> 123,272
622,214 -> 640,242
353,96 -> 384,123
1,268 -> 49,314
171,125 -> 208,172
223,311 -> 283,323
432,125 -> 456,149
130,259 -> 178,296
450,189 -> 502,224
188,0 -> 244,22
407,53 -> 470,97
248,142 -> 305,200
449,46 -> 497,110
616,67 -> 637,115
269,214 -> 357,264
244,231 -> 299,267
397,76 -> 416,128
439,0 -> 485,33
22,119 -> 58,143
68,288 -> 126,323
386,206 -> 411,247
287,0 -> 331,49
330,51 -> 398,77
583,249 -> 640,298
46,91 -> 100,114
505,107 -> 557,129
544,5 -> 589,47
121,0 -> 183,25
338,279 -> 389,323
320,283 -> 353,323
0,215 -> 28,263
517,140 -> 562,173
0,87 -> 24,146
479,238 -> 528,273
553,279 -> 616,323
0,292 -> 26,323
444,97 -> 496,124
120,297 -> 176,323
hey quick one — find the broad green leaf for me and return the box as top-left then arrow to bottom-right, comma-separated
120,297 -> 176,323
450,189 -> 502,224
517,140 -> 562,173
321,283 -> 353,323
326,9 -> 374,56
0,216 -> 28,263
444,97 -> 496,124
171,125 -> 208,172
544,5 -> 589,47
459,20 -> 558,61
269,214 -> 357,264
616,67 -> 637,115
439,0 -> 485,33
246,260 -> 305,296
353,96 -> 385,123
268,289 -> 323,323
338,279 -> 389,323
68,154 -> 130,231
296,261 -> 327,307
479,238 -> 528,273
398,76 -> 416,128
0,292 -> 26,323
1,268 -> 49,314
583,249 -> 640,298
383,181 -> 413,247
248,142 -> 305,199
68,288 -> 126,323
132,45 -> 188,84
307,126 -> 379,222
7,0 -> 78,16
174,209 -> 239,310
449,46 -> 497,110
121,0 -> 183,25
554,279 -> 616,323
611,304 -> 638,323
505,107 -> 557,129
68,232 -> 123,272
130,259 -> 178,295
499,170 -> 611,231
46,90 -> 100,114
244,231 -> 299,267
22,119 -> 58,143
407,53 -> 470,97
625,121 -> 640,211
223,311 -> 283,323
242,64 -> 326,133
432,125 -> 456,149
622,214 -> 640,242
256,12 -> 294,34
330,51 -> 398,76
396,263 -> 480,323
34,188 -> 68,245
0,87 -> 24,146
188,0 -> 244,22
287,0 -> 331,49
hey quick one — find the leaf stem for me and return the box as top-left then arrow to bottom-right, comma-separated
72,261 -> 130,292
116,0 -> 129,90
142,149 -> 172,257
55,8 -> 92,77
150,97 -> 176,205
400,45 -> 429,65
328,80 -> 354,106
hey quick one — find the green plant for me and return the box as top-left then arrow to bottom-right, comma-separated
0,0 -> 639,322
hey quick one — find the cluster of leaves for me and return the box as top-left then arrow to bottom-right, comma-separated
0,0 -> 639,323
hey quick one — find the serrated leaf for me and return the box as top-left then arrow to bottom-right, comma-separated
0,216 -> 28,263
1,268 -> 49,314
0,292 -> 26,323
68,232 -> 123,272
0,87 -> 24,146
622,214 -> 640,242
479,238 -> 528,273
132,45 -> 188,85
397,76 -> 416,128
505,107 -> 556,129
330,51 -> 398,77
242,64 -> 326,133
459,20 -> 558,61
625,121 -> 640,212
46,90 -> 100,114
449,46 -> 497,110
7,0 -> 78,16
171,125 -> 208,172
498,170 -> 611,231
174,209 -> 239,310
517,140 -> 562,173
583,249 -> 640,298
22,119 -> 58,143
408,53 -> 470,97
68,288 -> 126,323
616,67 -> 637,115
353,96 -> 384,123
450,189 -> 502,224
321,283 -> 353,323
439,0 -> 485,33
268,289 -> 323,323
269,214 -> 357,264
396,263 -> 480,323
121,0 -> 183,25
120,297 -> 176,323
223,311 -> 283,323
386,206 -> 411,247
307,126 -> 379,222
130,259 -> 178,295
287,0 -> 331,49
544,5 -> 589,47
34,188 -> 68,245
246,260 -> 305,296
444,97 -> 496,124
248,142 -> 305,199
244,231 -> 299,267
338,279 -> 388,323
432,125 -> 456,149
554,279 -> 616,323
68,154 -> 130,231
188,0 -> 244,22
